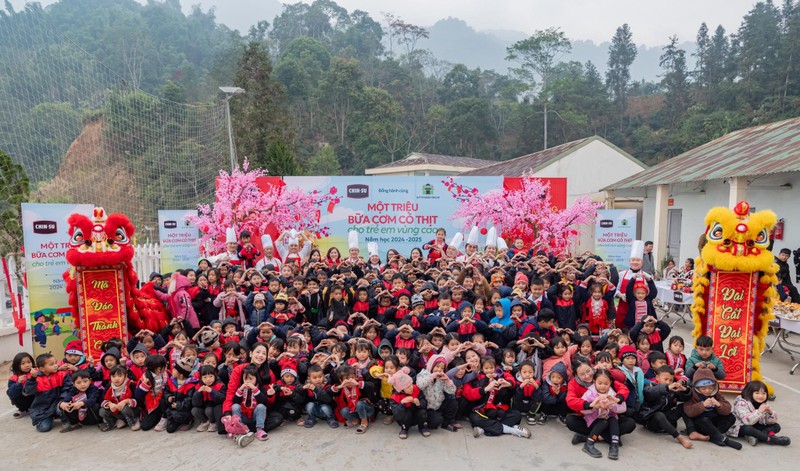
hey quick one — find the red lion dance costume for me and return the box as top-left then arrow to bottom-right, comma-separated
63,208 -> 169,351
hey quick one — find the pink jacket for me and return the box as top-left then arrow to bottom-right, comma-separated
581,384 -> 626,426
213,291 -> 248,326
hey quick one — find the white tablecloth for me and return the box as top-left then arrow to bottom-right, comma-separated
655,280 -> 693,306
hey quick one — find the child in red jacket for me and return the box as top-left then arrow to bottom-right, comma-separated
192,365 -> 226,432
464,356 -> 530,438
8,352 -> 34,419
99,365 -> 139,431
332,364 -> 374,433
23,353 -> 74,432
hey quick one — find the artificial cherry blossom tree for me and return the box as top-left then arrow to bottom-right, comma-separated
444,173 -> 602,254
187,159 -> 336,254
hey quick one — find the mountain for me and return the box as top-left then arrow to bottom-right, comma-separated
418,17 -> 695,82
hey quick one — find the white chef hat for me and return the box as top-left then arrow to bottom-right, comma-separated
630,240 -> 644,260
497,236 -> 508,251
348,230 -> 359,250
466,226 -> 480,246
449,232 -> 464,250
368,242 -> 379,257
287,229 -> 299,246
485,227 -> 497,248
261,234 -> 273,249
225,227 -> 237,244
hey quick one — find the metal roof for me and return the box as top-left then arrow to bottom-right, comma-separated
459,136 -> 646,176
606,117 -> 800,190
369,152 -> 495,170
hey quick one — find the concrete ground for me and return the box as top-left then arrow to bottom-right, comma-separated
2,316 -> 798,471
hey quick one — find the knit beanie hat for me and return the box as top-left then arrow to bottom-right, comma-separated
425,354 -> 447,373
411,294 -> 424,307
253,293 -> 266,303
174,357 -> 194,377
619,345 -> 638,362
491,273 -> 505,284
514,272 -> 529,286
388,371 -> 414,392
280,367 -> 298,379
65,340 -> 84,356
201,329 -> 220,347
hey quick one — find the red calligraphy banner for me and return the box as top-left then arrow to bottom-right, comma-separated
75,266 -> 128,360
706,269 -> 757,392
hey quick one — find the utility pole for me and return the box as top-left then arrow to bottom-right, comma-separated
219,86 -> 245,171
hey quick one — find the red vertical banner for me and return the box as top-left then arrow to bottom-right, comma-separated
75,266 -> 128,360
705,269 -> 757,392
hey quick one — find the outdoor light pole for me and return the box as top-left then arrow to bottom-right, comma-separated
219,86 -> 245,172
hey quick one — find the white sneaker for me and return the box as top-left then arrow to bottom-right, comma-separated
513,425 -> 532,439
236,432 -> 255,448
473,426 -> 484,438
746,436 -> 758,447
154,418 -> 168,432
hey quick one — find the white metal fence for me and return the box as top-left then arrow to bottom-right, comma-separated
132,243 -> 162,284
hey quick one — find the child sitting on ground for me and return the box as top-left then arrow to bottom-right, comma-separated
728,380 -> 791,446
302,364 -> 337,428
682,366 -> 740,449
637,365 -> 693,449
332,364 -> 373,434
23,353 -> 73,432
8,352 -> 35,419
580,369 -> 626,460
464,356 -> 530,439
57,369 -> 102,432
390,370 -> 429,439
191,365 -> 226,433
99,365 -> 140,431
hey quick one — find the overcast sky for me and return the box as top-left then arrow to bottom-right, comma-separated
10,0 -> 760,46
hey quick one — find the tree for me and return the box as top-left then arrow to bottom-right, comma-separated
318,57 -> 364,145
443,174 -> 602,255
259,140 -> 303,176
606,24 -> 638,130
695,24 -> 731,106
736,0 -> 783,107
0,148 -> 29,261
506,28 -> 572,149
439,64 -> 481,103
443,97 -> 496,157
306,144 -> 341,175
187,158 -> 335,255
659,36 -> 691,128
231,41 -> 294,165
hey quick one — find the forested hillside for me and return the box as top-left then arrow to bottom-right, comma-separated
2,0 -> 800,179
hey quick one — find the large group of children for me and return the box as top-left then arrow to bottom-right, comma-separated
7,227 -> 791,458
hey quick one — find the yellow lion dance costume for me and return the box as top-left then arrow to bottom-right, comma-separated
691,201 -> 778,395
